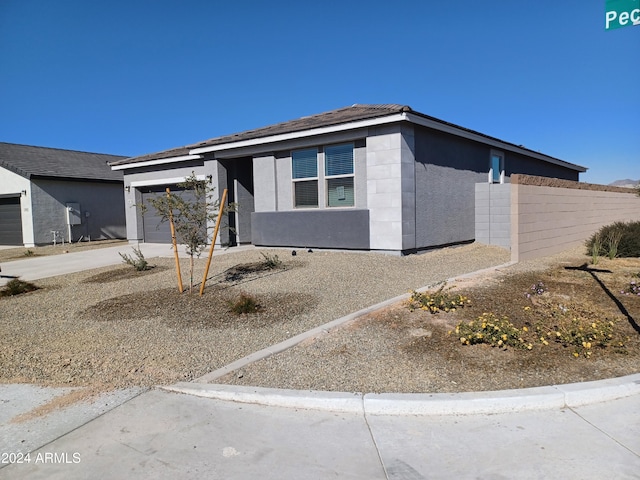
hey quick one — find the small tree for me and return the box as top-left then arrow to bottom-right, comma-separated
143,173 -> 227,293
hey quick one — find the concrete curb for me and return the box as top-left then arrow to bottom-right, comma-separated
163,383 -> 364,413
162,373 -> 640,415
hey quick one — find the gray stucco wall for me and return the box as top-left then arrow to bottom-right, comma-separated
414,127 -> 487,249
505,152 -> 579,181
30,179 -> 125,244
413,126 -> 580,250
251,210 -> 370,249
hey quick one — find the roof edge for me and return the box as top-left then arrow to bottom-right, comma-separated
0,160 -> 31,179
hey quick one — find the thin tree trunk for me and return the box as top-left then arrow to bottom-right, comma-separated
189,255 -> 194,294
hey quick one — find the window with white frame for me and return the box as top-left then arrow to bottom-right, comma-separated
325,143 -> 354,207
291,143 -> 355,208
490,150 -> 504,183
292,148 -> 319,208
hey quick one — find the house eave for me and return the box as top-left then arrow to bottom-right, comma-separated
188,114 -> 408,155
111,154 -> 203,171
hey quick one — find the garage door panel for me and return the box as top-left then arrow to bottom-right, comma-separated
141,186 -> 200,244
0,197 -> 23,245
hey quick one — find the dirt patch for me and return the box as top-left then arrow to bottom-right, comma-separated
82,265 -> 169,284
10,387 -> 99,424
81,287 -> 317,329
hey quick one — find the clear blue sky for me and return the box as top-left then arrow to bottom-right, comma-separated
1,1 -> 638,184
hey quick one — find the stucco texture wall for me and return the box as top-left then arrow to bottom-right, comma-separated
414,127 -> 487,249
31,179 -> 126,244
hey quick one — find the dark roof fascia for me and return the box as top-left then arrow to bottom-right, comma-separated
30,175 -> 123,185
405,111 -> 587,173
109,146 -> 195,168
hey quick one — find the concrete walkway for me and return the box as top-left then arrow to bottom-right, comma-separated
0,244 -> 639,478
0,384 -> 638,479
0,243 -> 254,286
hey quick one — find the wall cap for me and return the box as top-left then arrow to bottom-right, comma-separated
511,174 -> 639,194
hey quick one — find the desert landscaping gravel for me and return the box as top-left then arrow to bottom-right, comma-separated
2,242 -> 638,396
1,243 -> 509,392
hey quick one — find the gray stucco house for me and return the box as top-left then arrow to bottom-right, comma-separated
0,142 -> 127,246
110,104 -> 586,254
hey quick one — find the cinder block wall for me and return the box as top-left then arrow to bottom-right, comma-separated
511,175 -> 640,262
475,183 -> 511,249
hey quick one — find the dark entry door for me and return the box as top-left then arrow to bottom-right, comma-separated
220,157 -> 255,246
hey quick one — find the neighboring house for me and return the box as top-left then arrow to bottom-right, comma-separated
110,104 -> 587,254
0,142 -> 127,246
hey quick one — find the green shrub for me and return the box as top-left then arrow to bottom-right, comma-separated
260,252 -> 282,269
586,221 -> 640,259
119,247 -> 149,271
228,293 -> 261,314
1,278 -> 39,297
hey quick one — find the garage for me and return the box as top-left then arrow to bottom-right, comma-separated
140,185 -> 201,243
0,196 -> 23,245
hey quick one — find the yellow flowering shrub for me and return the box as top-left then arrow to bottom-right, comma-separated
408,284 -> 470,314
537,317 -> 617,358
452,313 -> 532,349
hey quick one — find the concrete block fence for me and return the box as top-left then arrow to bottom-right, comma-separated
476,175 -> 640,262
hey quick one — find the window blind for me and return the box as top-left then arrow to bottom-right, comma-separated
292,148 -> 318,179
294,180 -> 318,208
325,144 -> 353,176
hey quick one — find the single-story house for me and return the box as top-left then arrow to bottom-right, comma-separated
110,104 -> 587,254
0,142 -> 127,246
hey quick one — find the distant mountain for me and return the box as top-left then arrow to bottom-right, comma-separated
609,179 -> 639,188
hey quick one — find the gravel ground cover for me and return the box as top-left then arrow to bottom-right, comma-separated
0,243 -> 509,392
3,242 -> 638,397
217,246 -> 640,393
